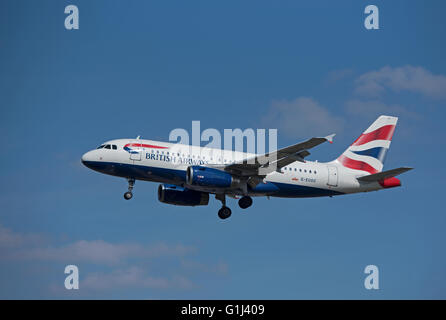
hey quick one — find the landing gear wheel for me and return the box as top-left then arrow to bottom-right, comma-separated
123,178 -> 135,200
238,196 -> 253,209
218,206 -> 232,220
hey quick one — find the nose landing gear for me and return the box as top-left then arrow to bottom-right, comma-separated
123,178 -> 135,200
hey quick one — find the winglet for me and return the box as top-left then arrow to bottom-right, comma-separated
325,134 -> 336,144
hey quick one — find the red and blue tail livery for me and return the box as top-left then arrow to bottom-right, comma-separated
337,116 -> 397,174
81,115 -> 412,220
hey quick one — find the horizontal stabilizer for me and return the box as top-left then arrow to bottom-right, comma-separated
357,167 -> 413,182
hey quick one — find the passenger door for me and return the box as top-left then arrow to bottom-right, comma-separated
130,143 -> 142,161
327,165 -> 338,187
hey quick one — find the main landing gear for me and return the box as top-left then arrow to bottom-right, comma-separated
216,194 -> 231,220
123,178 -> 135,200
238,196 -> 253,209
215,195 -> 253,219
218,206 -> 232,220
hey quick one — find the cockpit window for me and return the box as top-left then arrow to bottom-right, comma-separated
97,144 -> 117,150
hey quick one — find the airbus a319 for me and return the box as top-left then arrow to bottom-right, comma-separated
81,115 -> 412,219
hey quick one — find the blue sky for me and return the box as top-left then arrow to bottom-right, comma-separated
0,0 -> 445,299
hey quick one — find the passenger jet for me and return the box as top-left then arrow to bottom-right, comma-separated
81,115 -> 412,219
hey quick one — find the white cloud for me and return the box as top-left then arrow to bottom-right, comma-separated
345,99 -> 419,119
82,266 -> 194,291
355,65 -> 446,99
11,240 -> 195,265
325,68 -> 355,84
0,224 -> 25,248
263,97 -> 344,137
1,223 -> 225,296
0,224 -> 195,265
0,224 -> 45,248
180,259 -> 228,275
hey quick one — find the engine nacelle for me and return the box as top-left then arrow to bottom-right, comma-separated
186,166 -> 238,188
158,184 -> 209,206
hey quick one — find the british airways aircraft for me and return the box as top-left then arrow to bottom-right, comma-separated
81,115 -> 412,219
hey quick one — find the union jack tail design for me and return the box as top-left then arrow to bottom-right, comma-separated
337,115 -> 398,174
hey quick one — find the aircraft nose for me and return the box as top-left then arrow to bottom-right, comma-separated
81,151 -> 94,166
81,150 -> 107,173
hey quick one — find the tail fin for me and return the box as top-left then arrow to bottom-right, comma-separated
337,115 -> 398,174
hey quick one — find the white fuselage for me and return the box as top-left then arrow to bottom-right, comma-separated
81,138 -> 385,198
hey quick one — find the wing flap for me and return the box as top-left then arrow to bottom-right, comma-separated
199,134 -> 336,188
226,134 -> 335,175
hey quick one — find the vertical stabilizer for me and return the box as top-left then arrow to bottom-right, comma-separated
337,115 -> 398,174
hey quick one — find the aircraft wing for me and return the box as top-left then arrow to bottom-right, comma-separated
209,134 -> 335,181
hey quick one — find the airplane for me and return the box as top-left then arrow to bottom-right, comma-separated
81,115 -> 412,220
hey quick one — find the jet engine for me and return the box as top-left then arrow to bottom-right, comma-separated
186,166 -> 239,188
157,184 -> 209,206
